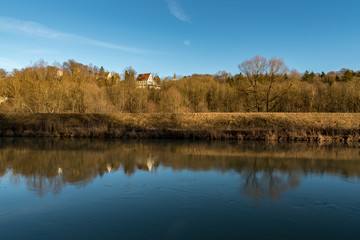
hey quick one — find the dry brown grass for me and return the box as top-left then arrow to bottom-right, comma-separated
0,113 -> 359,141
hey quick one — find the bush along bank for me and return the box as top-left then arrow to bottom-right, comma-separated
0,113 -> 359,142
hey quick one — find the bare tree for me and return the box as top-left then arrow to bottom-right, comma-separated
266,57 -> 289,112
238,56 -> 267,112
238,56 -> 290,112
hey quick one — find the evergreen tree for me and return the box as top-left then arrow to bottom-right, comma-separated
124,66 -> 136,86
302,71 -> 316,82
342,70 -> 353,82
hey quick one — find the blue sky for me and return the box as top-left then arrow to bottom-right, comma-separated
0,0 -> 359,76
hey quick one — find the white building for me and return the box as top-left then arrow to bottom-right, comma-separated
0,96 -> 8,105
56,70 -> 64,78
105,72 -> 112,80
136,73 -> 159,89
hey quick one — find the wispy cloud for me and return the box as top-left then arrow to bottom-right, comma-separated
165,0 -> 190,22
0,16 -> 65,38
184,40 -> 191,46
0,16 -> 152,54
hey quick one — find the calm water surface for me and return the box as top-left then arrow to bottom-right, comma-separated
0,138 -> 359,239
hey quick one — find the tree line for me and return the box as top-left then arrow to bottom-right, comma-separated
0,56 -> 359,113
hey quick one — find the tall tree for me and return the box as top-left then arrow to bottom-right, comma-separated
238,56 -> 267,112
124,66 -> 136,86
265,57 -> 289,112
238,56 -> 290,112
342,70 -> 354,82
0,68 -> 7,96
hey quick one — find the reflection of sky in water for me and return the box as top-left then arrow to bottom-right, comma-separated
0,139 -> 360,239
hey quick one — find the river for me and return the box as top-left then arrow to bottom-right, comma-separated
0,138 -> 359,239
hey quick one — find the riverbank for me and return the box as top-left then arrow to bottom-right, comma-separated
0,113 -> 359,142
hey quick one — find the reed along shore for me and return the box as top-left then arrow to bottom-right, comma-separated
0,113 -> 359,142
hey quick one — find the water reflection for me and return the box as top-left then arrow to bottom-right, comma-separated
0,138 -> 359,198
241,170 -> 300,200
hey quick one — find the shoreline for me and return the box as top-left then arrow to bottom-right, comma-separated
0,113 -> 359,142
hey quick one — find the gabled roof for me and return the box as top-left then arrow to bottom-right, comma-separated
136,73 -> 151,81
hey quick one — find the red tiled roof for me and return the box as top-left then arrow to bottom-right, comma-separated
136,73 -> 151,81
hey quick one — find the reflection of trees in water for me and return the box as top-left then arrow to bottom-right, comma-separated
0,138 -> 359,197
241,158 -> 301,200
25,174 -> 63,196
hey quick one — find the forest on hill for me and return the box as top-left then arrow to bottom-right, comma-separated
0,56 -> 360,113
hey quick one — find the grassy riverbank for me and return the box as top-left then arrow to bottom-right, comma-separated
0,113 -> 359,142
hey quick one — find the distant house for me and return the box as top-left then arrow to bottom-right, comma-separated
56,70 -> 64,78
136,73 -> 160,89
0,96 -> 8,105
45,66 -> 63,79
105,72 -> 112,80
